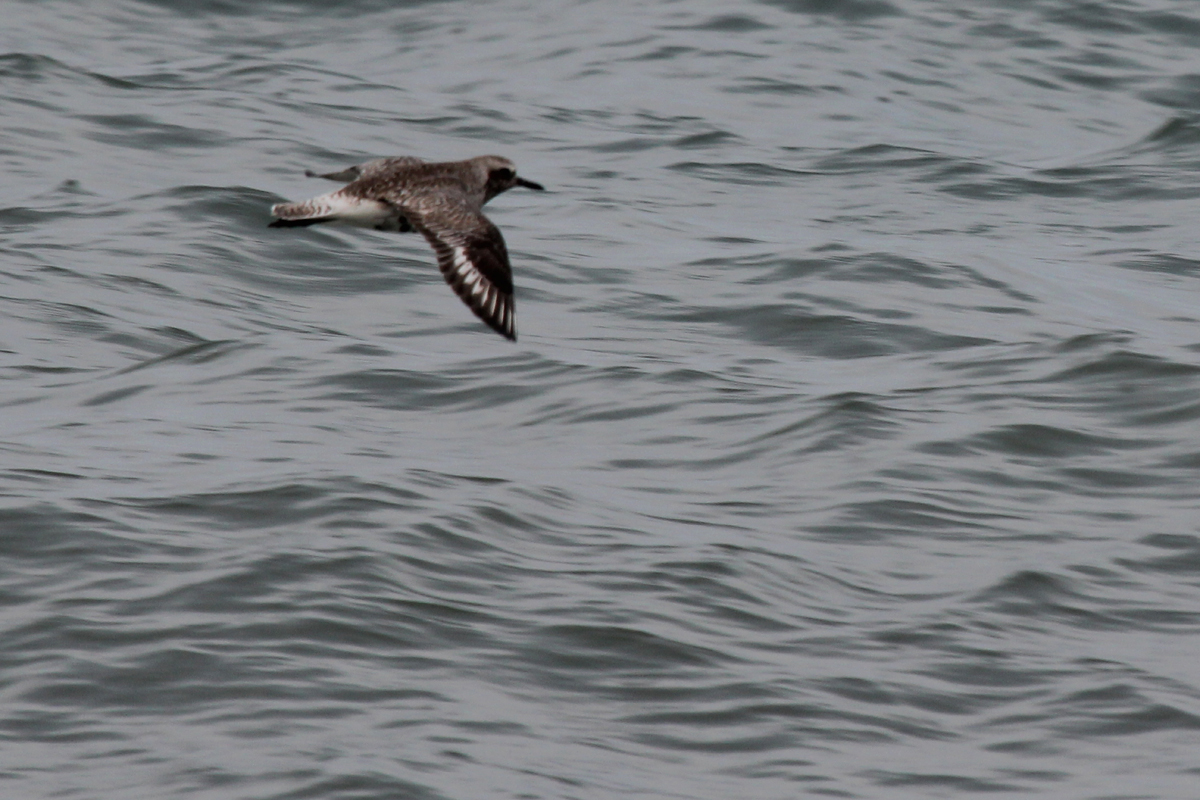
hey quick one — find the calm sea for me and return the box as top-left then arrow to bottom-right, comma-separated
3,1 -> 1200,798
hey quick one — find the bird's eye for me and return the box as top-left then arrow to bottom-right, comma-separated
492,168 -> 514,181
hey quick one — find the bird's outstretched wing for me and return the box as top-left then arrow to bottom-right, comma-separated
409,203 -> 516,341
305,156 -> 425,183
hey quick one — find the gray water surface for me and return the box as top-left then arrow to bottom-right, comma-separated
3,1 -> 1200,798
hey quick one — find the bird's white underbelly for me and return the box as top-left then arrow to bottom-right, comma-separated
327,195 -> 395,228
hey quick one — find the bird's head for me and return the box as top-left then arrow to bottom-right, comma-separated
477,155 -> 544,202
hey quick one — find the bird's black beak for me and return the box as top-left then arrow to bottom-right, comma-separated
515,177 -> 545,191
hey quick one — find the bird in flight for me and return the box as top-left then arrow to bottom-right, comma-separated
270,155 -> 544,340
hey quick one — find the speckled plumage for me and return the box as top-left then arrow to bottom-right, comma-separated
270,155 -> 544,341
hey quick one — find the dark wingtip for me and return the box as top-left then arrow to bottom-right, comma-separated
485,312 -> 517,341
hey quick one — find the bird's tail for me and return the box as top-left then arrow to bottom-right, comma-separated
268,194 -> 340,228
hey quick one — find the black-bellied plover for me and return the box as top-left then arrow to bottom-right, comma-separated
270,155 -> 544,341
